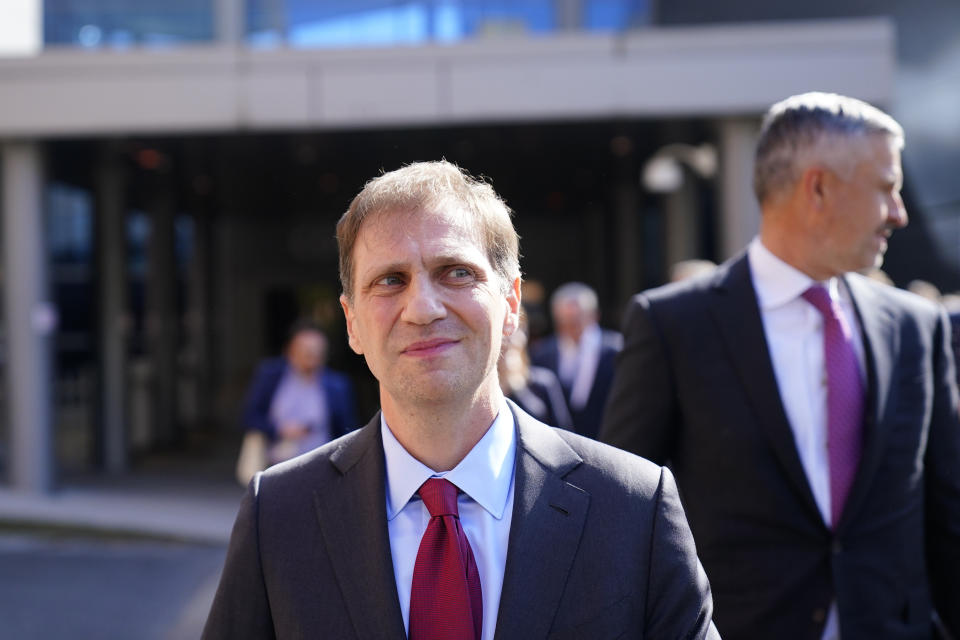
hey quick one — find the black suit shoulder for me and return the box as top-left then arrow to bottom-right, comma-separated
848,272 -> 945,322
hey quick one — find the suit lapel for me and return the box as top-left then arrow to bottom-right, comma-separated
494,403 -> 589,640
835,275 -> 898,531
313,415 -> 406,640
708,254 -> 823,522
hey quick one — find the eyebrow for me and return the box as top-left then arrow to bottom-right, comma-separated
360,253 -> 485,280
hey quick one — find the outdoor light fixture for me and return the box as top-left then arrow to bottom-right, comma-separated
641,143 -> 718,193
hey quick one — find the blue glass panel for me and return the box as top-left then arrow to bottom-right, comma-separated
246,0 -> 644,48
289,4 -> 430,48
44,0 -> 214,48
47,183 -> 92,263
586,0 -> 649,30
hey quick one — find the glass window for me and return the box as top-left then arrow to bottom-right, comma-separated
246,0 -> 650,49
44,0 -> 214,49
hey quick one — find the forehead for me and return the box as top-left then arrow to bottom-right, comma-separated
291,331 -> 324,348
354,207 -> 487,267
851,134 -> 901,175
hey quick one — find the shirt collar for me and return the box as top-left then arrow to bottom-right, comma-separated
381,396 -> 516,521
559,322 -> 600,351
748,237 -> 841,309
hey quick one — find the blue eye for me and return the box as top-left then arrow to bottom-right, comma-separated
376,275 -> 403,286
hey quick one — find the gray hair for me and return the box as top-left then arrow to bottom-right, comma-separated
551,282 -> 598,313
336,160 -> 521,300
753,92 -> 904,204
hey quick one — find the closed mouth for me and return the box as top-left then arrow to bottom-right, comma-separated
402,338 -> 459,355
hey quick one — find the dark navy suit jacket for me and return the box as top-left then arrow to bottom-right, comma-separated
240,357 -> 356,443
601,253 -> 960,640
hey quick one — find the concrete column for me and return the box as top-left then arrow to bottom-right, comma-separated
2,141 -> 54,492
554,0 -> 583,30
96,147 -> 128,472
717,118 -> 761,259
214,0 -> 245,45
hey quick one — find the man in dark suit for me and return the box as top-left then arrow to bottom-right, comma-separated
949,308 -> 960,391
601,92 -> 960,639
240,323 -> 356,464
530,282 -> 622,439
205,161 -> 719,639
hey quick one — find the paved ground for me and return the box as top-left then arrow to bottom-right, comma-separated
0,446 -> 244,639
0,531 -> 226,640
0,452 -> 245,545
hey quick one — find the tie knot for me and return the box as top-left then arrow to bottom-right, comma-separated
418,478 -> 460,518
801,285 -> 836,318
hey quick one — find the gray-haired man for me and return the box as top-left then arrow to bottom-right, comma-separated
601,92 -> 960,639
530,282 -> 622,440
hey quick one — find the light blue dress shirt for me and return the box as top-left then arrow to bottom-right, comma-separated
382,398 -> 516,640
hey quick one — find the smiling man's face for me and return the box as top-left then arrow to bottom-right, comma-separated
340,207 -> 520,410
809,134 -> 907,279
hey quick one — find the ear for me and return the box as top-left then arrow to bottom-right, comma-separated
502,277 -> 522,337
800,166 -> 830,211
339,294 -> 364,355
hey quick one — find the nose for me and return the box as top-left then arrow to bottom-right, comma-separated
888,192 -> 908,229
400,275 -> 447,325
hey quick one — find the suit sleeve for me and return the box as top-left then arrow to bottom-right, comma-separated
202,476 -> 276,640
645,466 -> 721,640
599,294 -> 678,464
924,308 -> 960,636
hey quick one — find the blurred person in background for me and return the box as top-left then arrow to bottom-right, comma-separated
499,310 -> 573,429
519,279 -> 550,343
942,293 -> 960,393
906,278 -> 942,302
240,321 -> 357,464
530,282 -> 621,439
601,92 -> 960,639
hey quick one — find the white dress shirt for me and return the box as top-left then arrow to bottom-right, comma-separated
748,238 -> 867,640
382,398 -> 516,640
558,323 -> 603,410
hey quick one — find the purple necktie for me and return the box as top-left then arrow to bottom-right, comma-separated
802,285 -> 865,528
409,478 -> 483,640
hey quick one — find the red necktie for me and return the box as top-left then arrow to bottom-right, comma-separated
802,285 -> 865,528
409,478 -> 483,640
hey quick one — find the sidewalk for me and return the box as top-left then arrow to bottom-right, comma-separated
0,459 -> 245,545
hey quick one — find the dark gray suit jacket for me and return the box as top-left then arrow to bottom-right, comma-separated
601,253 -> 960,640
204,401 -> 720,639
